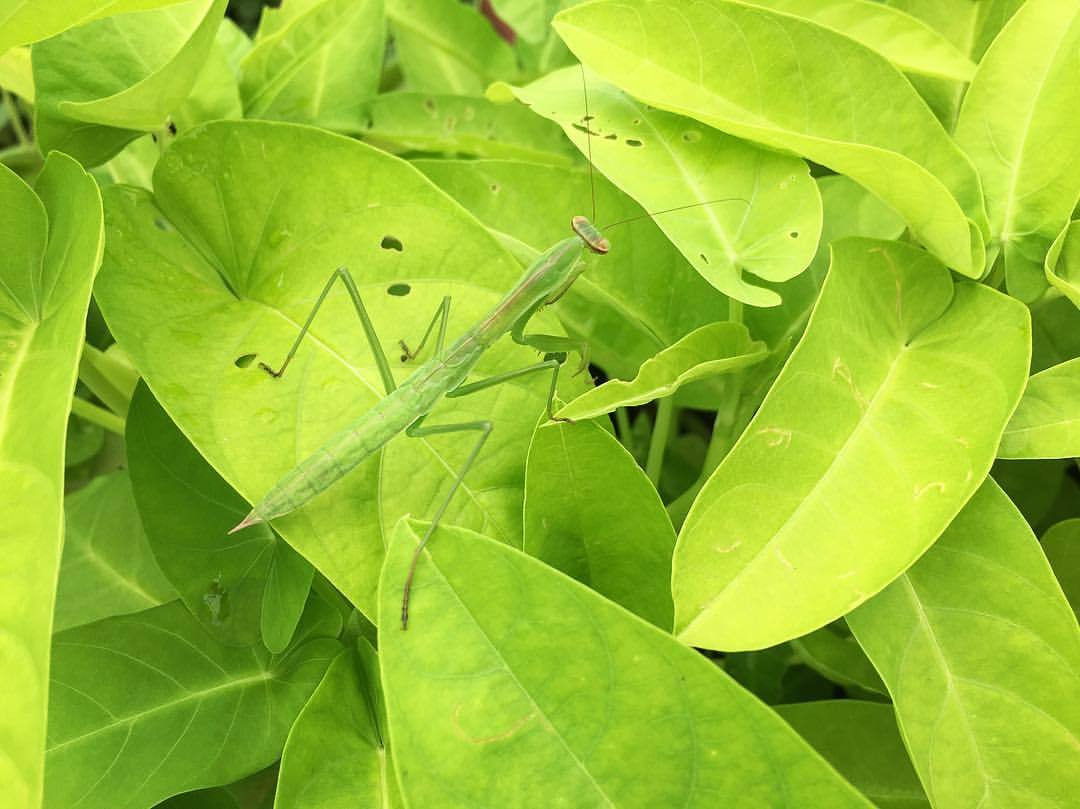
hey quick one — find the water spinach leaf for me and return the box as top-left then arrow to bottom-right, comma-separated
554,0 -> 988,277
380,518 -> 873,808
0,153 -> 102,809
848,480 -> 1080,808
674,239 -> 1029,651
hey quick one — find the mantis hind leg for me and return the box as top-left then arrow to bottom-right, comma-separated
260,266 -> 398,396
401,416 -> 493,629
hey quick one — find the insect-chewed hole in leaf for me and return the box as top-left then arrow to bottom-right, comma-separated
364,116 -> 374,129
605,133 -> 618,140
387,283 -> 411,297
682,130 -> 702,143
381,235 -> 404,252
423,98 -> 436,114
700,253 -> 710,265
153,217 -> 173,232
632,118 -> 641,125
234,353 -> 257,368
572,122 -> 601,137
490,183 -> 500,194
626,139 -> 643,147
789,231 -> 799,239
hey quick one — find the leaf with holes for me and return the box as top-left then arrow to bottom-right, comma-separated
554,0 -> 987,277
847,480 -> 1080,808
380,518 -> 873,808
673,239 -> 1030,651
499,66 -> 822,306
96,121 -> 573,622
360,93 -> 574,164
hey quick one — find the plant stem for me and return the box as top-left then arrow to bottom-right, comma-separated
614,406 -> 632,449
2,90 -> 28,145
645,396 -> 675,486
71,397 -> 126,436
728,297 -> 743,326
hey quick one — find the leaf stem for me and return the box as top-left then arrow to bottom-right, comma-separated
645,396 -> 675,486
71,396 -> 126,436
614,406 -> 633,449
728,297 -> 743,326
2,90 -> 29,145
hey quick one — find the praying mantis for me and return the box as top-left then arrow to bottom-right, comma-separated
230,215 -> 611,628
228,72 -> 746,629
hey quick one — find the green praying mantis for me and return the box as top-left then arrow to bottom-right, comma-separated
230,215 -> 610,628
229,75 -> 746,629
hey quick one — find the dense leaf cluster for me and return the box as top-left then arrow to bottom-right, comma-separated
1,1 -> 1078,808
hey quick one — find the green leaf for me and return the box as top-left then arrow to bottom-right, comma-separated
387,0 -> 515,94
54,471 -> 175,632
788,626 -> 885,696
361,92 -> 574,164
171,21 -> 244,130
126,381 -> 310,647
380,518 -> 873,808
776,701 -> 930,809
1045,219 -> 1080,308
501,67 -> 822,306
0,0 -> 196,52
31,0 -> 227,166
554,0 -> 988,277
523,417 -> 676,628
744,174 -> 906,353
673,239 -> 1030,651
0,153 -> 102,809
0,44 -> 32,100
44,600 -> 340,809
885,0 -> 1023,128
416,158 -> 732,380
97,121 -> 565,621
240,0 -> 384,127
1042,519 -> 1080,620
848,480 -> 1080,809
275,641 -> 402,808
556,322 -> 766,421
157,768 -> 277,809
261,540 -> 315,654
744,0 -> 975,81
489,0 -> 567,43
955,0 -> 1080,302
999,358 -> 1080,460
